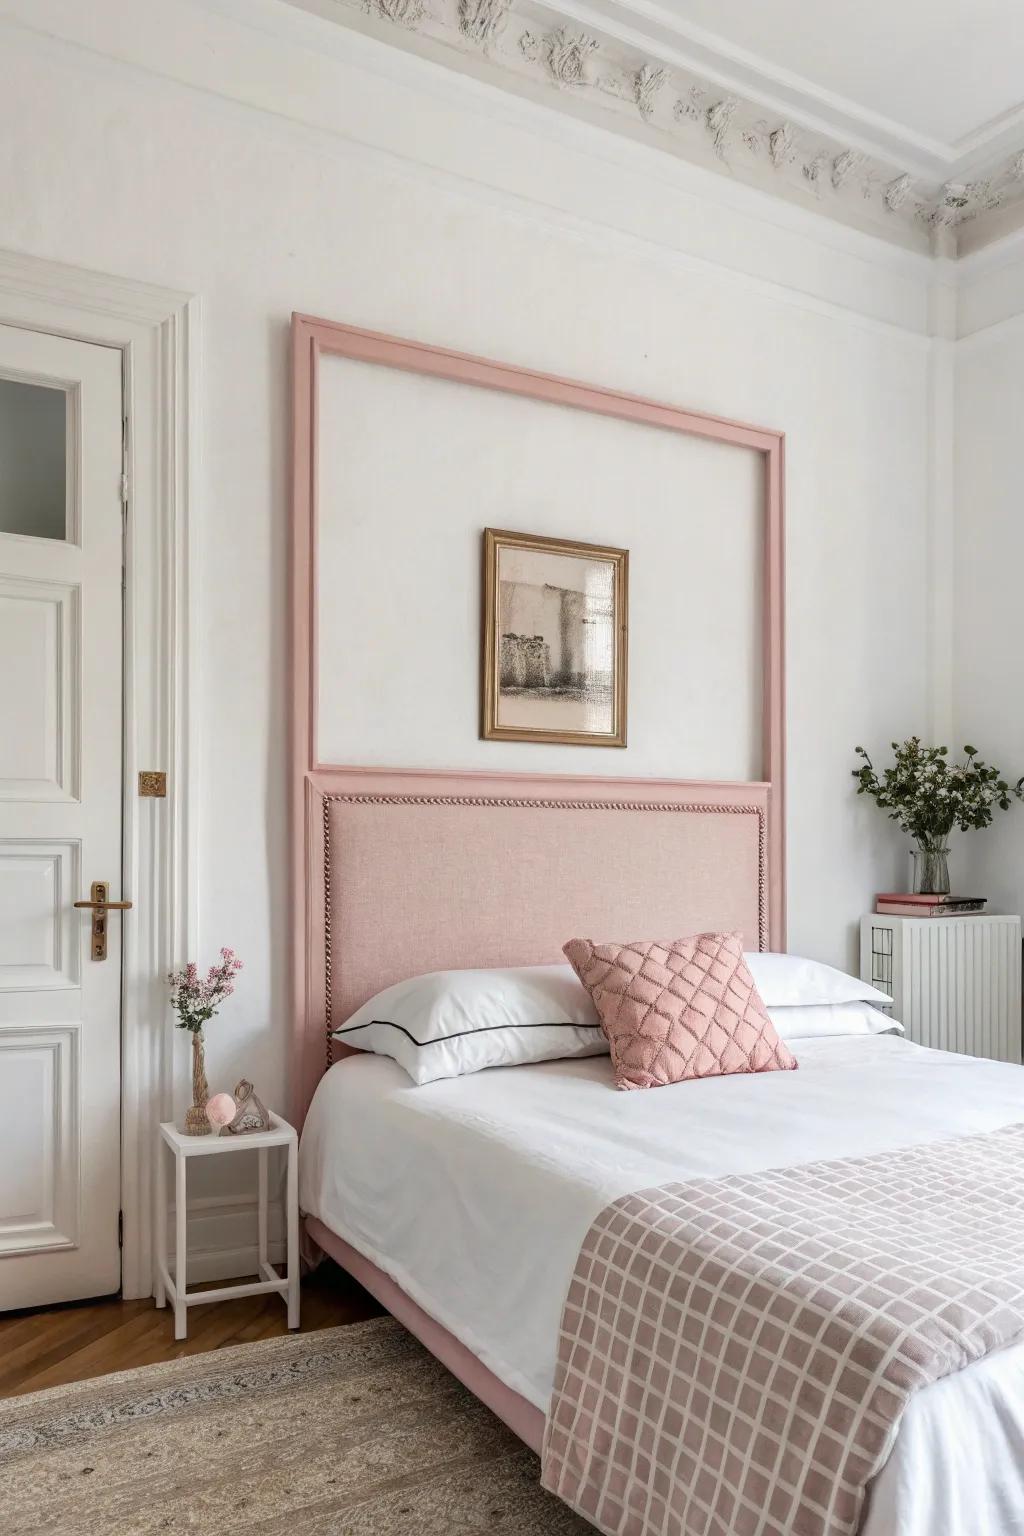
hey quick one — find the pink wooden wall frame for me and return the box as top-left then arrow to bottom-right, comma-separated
291,314 -> 786,1127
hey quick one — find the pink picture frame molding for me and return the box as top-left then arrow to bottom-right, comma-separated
291,315 -> 786,1128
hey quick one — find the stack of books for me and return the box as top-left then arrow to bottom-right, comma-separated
875,893 -> 987,917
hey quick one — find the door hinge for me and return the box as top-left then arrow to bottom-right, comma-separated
118,1210 -> 124,1249
120,471 -> 129,505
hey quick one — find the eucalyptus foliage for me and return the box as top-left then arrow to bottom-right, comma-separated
852,739 -> 1024,846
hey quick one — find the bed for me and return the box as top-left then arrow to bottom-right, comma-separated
301,1041 -> 1024,1536
290,323 -> 1024,1534
292,767 -> 1024,1536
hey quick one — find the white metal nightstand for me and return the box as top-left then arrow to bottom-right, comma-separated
155,1113 -> 300,1340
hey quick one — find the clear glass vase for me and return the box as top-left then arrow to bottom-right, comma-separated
912,841 -> 950,895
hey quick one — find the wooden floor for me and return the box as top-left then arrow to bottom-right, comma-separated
0,1259 -> 385,1400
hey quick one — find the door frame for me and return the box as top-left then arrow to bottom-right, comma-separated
0,248 -> 198,1300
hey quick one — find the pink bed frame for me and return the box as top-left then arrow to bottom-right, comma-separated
290,313 -> 786,1448
305,1218 -> 547,1451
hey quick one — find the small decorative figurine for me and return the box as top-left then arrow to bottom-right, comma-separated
224,1078 -> 271,1135
205,1092 -> 237,1133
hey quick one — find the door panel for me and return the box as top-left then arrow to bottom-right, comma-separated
0,1025 -> 78,1254
0,324 -> 123,1309
0,576 -> 79,800
0,840 -> 79,990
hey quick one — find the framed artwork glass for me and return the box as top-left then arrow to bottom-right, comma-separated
481,527 -> 628,746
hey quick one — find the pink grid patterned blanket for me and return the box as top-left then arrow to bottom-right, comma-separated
542,1123 -> 1024,1536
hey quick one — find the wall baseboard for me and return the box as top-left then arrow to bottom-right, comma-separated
186,1239 -> 287,1285
168,1194 -> 287,1286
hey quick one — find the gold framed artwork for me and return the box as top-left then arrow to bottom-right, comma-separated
481,528 -> 629,747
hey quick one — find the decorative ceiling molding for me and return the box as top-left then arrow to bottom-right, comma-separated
291,0 -> 1024,254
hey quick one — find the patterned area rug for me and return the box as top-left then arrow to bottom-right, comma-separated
0,1317 -> 591,1534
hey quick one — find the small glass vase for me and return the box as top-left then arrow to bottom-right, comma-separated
183,1029 -> 212,1136
912,841 -> 950,896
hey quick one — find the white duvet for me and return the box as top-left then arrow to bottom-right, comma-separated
300,1035 -> 1024,1536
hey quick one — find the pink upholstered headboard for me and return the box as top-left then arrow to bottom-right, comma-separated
291,317 -> 785,1127
295,765 -> 776,1122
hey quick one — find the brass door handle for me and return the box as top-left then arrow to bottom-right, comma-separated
75,882 -> 132,960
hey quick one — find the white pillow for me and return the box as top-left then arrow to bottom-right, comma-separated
332,965 -> 607,1085
768,1001 -> 903,1041
745,951 -> 892,1008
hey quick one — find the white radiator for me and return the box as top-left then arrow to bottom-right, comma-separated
860,914 -> 1023,1063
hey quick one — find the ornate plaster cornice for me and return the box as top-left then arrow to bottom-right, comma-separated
291,0 -> 1024,254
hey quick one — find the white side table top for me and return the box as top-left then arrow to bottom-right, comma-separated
159,1111 -> 296,1156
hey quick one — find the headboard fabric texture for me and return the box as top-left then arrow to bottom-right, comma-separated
292,317 -> 785,1127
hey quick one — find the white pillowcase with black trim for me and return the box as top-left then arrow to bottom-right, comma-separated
331,953 -> 897,1086
331,965 -> 607,1086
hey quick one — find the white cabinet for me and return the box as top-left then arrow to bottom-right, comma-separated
861,913 -> 1022,1062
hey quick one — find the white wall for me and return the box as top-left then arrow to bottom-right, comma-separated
317,356 -> 764,781
0,1 -> 939,1152
953,242 -> 1024,910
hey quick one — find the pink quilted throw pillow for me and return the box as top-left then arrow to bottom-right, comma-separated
563,932 -> 798,1090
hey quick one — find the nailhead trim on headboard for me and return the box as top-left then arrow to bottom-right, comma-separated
320,792 -> 769,1068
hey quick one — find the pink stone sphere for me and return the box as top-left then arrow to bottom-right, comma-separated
206,1092 -> 236,1130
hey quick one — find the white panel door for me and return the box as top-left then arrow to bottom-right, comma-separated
0,324 -> 123,1308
